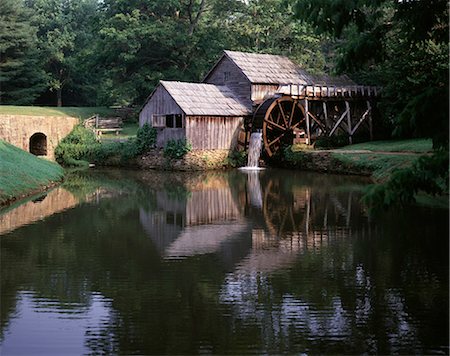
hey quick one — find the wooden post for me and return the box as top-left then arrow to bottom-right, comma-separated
345,101 -> 352,144
95,114 -> 99,129
305,99 -> 310,144
323,101 -> 329,132
367,100 -> 373,140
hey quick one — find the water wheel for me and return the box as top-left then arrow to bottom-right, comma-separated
252,96 -> 306,157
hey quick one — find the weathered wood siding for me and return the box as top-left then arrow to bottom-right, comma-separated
204,57 -> 252,108
139,85 -> 187,148
186,116 -> 244,150
251,84 -> 279,103
139,85 -> 185,127
155,128 -> 185,148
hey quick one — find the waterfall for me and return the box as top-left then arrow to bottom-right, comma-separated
246,132 -> 263,168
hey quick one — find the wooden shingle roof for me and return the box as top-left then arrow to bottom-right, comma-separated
161,81 -> 251,116
206,50 -> 355,86
223,50 -> 310,84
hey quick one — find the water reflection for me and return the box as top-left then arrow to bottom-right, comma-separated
0,169 -> 448,354
0,187 -> 79,235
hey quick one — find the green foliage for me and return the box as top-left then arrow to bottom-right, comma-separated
0,139 -> 64,204
135,124 -> 157,154
363,150 -> 449,210
296,0 -> 449,148
226,150 -> 247,168
54,125 -> 98,166
314,135 -> 349,149
163,139 -> 192,159
0,0 -> 47,104
55,124 -> 157,166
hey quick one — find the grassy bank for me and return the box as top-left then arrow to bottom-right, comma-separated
285,139 -> 432,182
0,140 -> 64,205
0,105 -> 115,120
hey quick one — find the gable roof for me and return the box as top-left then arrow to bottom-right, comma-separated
204,50 -> 355,86
159,81 -> 251,116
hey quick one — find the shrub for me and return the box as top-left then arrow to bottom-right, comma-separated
56,123 -> 158,166
227,150 -> 247,167
135,123 -> 157,154
55,125 -> 98,166
163,139 -> 192,159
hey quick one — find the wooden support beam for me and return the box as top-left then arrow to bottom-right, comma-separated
323,101 -> 329,130
346,101 -> 352,144
305,99 -> 310,144
367,100 -> 373,140
351,107 -> 371,135
307,111 -> 325,131
329,105 -> 349,136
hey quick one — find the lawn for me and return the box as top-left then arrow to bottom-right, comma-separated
331,152 -> 419,181
0,105 -> 115,120
331,138 -> 432,181
338,138 -> 432,153
101,122 -> 139,141
0,140 -> 64,205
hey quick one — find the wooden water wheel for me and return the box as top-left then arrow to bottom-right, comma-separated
252,96 -> 306,157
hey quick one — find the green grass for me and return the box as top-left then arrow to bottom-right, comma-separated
338,138 -> 432,153
332,152 -> 419,181
101,122 -> 139,140
0,105 -> 115,120
0,140 -> 64,204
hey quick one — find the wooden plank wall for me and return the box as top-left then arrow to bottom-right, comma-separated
139,85 -> 184,127
251,84 -> 279,103
186,116 -> 244,150
155,128 -> 185,148
204,57 -> 252,108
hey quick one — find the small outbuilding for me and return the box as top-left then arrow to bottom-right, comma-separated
139,80 -> 251,150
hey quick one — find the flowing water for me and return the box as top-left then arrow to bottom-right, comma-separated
0,169 -> 448,355
245,132 -> 263,168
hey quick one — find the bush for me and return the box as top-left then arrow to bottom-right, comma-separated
227,150 -> 247,167
55,123 -> 158,166
163,139 -> 192,159
135,123 -> 157,153
55,125 -> 98,166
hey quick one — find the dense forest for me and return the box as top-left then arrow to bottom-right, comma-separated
1,0 -> 448,144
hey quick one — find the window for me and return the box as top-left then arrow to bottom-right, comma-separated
153,114 -> 183,128
224,71 -> 231,82
175,114 -> 182,128
152,114 -> 165,127
166,114 -> 174,128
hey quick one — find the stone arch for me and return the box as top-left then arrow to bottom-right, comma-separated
29,132 -> 47,156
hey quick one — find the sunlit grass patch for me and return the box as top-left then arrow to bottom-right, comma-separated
0,105 -> 115,120
0,140 -> 64,204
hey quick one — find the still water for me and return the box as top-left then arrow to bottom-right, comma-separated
0,169 -> 448,355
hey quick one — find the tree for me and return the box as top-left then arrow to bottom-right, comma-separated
0,0 -> 47,104
24,0 -> 101,107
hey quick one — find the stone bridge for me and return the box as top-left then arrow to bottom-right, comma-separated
0,115 -> 79,160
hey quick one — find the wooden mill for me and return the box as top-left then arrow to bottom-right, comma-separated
139,50 -> 379,156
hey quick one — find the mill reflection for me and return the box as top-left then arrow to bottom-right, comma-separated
139,173 -> 248,258
138,170 -> 369,272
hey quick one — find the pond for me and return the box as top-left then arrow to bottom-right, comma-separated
0,169 -> 448,355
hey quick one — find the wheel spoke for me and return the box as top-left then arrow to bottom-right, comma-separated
267,116 -> 287,131
288,100 -> 296,127
277,102 -> 289,126
268,132 -> 286,147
